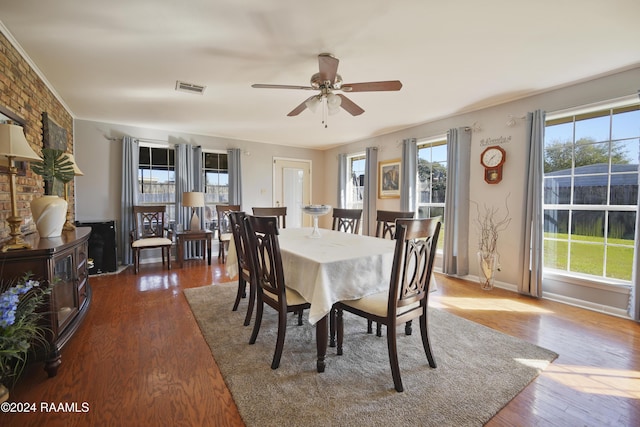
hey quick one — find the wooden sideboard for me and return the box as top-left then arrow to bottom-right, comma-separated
0,227 -> 92,377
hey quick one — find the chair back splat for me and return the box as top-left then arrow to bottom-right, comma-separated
252,207 -> 287,229
244,215 -> 310,369
375,210 -> 415,239
331,208 -> 362,234
335,218 -> 441,392
215,204 -> 241,263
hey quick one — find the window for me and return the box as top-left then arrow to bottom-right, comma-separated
138,146 -> 176,222
347,154 -> 365,209
417,137 -> 447,250
202,151 -> 229,229
544,104 -> 639,284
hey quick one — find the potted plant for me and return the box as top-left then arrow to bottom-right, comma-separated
30,148 -> 75,237
0,274 -> 51,400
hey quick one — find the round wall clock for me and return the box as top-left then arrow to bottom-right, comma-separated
480,145 -> 506,184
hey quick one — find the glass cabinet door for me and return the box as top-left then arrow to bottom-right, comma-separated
53,253 -> 78,329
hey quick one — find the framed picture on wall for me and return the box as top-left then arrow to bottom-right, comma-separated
378,158 -> 401,199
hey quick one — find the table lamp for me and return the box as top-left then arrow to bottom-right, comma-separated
0,123 -> 42,251
182,191 -> 205,231
61,153 -> 84,231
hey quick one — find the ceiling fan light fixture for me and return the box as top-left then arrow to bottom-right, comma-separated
327,93 -> 342,115
305,96 -> 321,113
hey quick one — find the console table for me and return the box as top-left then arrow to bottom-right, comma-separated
0,227 -> 92,377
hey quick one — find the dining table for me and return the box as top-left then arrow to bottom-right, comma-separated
226,226 -> 396,372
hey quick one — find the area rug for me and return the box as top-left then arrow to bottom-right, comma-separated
184,283 -> 557,427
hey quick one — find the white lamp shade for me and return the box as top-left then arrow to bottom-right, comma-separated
182,191 -> 205,207
327,93 -> 342,115
62,153 -> 84,176
305,96 -> 321,113
0,123 -> 41,166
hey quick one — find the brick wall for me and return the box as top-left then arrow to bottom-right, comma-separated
0,30 -> 74,240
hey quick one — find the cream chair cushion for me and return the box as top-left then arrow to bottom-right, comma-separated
341,290 -> 420,317
263,286 -> 308,306
132,237 -> 172,248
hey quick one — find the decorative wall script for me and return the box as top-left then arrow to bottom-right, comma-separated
480,136 -> 512,146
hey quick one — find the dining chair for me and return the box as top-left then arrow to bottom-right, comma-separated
252,207 -> 287,229
244,215 -> 311,369
370,209 -> 415,336
130,205 -> 173,274
228,211 -> 255,326
331,208 -> 362,234
215,204 -> 241,263
335,218 -> 441,392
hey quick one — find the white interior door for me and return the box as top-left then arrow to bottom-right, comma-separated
273,158 -> 311,228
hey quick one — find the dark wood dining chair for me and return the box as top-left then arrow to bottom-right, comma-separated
228,211 -> 255,326
375,210 -> 415,239
331,208 -> 362,234
244,215 -> 311,369
370,209 -> 416,336
215,204 -> 241,263
335,218 -> 441,392
252,207 -> 287,229
130,205 -> 173,274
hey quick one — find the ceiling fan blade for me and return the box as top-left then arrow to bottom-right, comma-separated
287,96 -> 316,116
318,53 -> 339,84
337,94 -> 364,116
252,83 -> 314,90
341,80 -> 403,92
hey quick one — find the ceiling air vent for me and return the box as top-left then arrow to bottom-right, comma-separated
175,80 -> 206,95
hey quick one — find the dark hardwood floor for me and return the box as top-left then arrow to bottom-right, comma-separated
1,258 -> 638,426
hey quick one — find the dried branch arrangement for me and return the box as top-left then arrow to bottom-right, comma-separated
472,195 -> 512,255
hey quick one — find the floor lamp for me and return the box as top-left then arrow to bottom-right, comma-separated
61,153 -> 84,231
0,123 -> 42,251
182,192 -> 205,231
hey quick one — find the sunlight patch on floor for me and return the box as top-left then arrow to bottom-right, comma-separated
515,358 -> 553,370
434,296 -> 554,313
137,273 -> 179,292
542,363 -> 640,399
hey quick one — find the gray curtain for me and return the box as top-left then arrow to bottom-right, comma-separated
120,136 -> 139,266
337,153 -> 347,208
442,127 -> 471,276
400,138 -> 417,212
363,147 -> 378,235
629,158 -> 640,320
227,148 -> 242,206
519,111 -> 545,297
175,144 -> 203,258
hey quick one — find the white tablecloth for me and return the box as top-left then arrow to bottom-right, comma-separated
226,227 -> 396,324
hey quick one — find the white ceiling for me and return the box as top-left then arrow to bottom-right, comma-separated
1,0 -> 639,150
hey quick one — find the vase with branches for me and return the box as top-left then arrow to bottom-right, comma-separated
472,196 -> 511,290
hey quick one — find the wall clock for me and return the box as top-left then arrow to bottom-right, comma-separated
480,145 -> 506,184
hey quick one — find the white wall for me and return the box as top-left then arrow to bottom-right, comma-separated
322,66 -> 640,314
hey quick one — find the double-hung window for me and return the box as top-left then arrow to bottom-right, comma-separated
544,103 -> 639,284
138,145 -> 176,223
347,154 -> 365,209
202,151 -> 229,229
417,137 -> 447,249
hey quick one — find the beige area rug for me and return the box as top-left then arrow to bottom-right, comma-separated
184,283 -> 557,427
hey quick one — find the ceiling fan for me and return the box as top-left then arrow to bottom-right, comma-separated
251,53 -> 402,118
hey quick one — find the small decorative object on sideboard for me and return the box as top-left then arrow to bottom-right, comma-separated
0,274 -> 51,390
472,196 -> 511,290
30,148 -> 75,237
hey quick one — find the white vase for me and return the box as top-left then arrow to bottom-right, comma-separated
30,195 -> 68,237
477,250 -> 498,291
